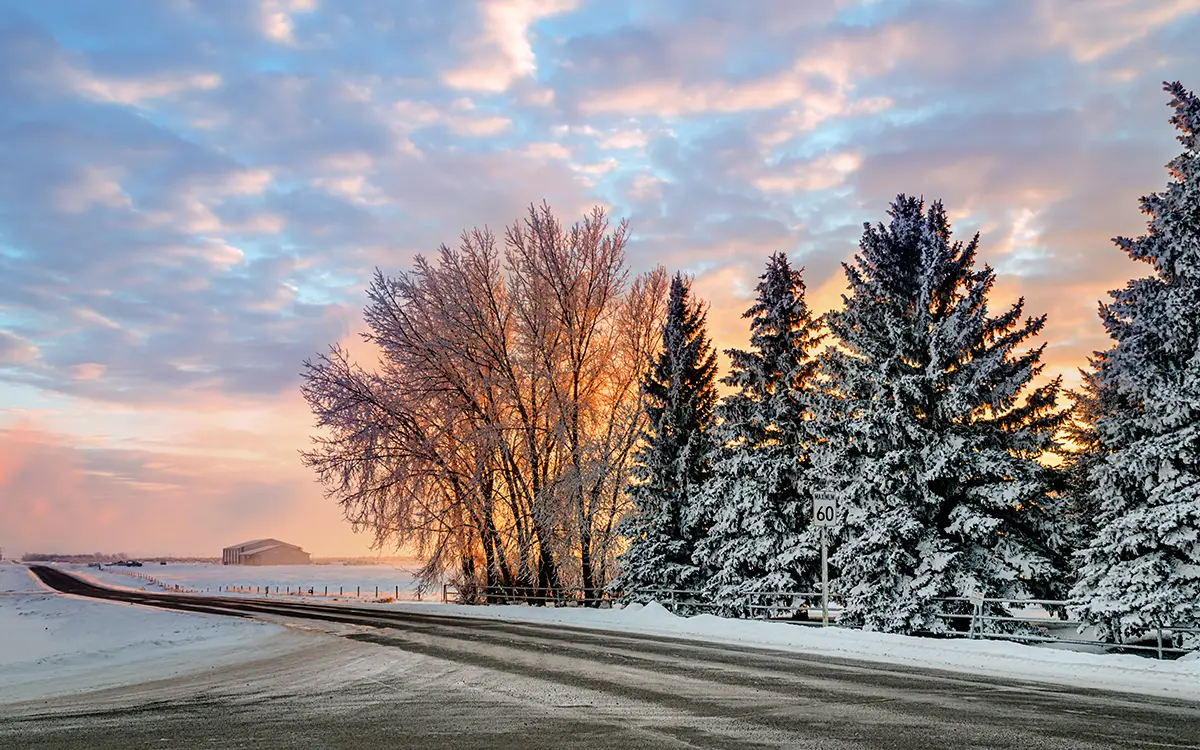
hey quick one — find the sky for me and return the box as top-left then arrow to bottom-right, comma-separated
1,0 -> 1198,558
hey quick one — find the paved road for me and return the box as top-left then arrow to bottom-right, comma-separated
4,566 -> 1200,749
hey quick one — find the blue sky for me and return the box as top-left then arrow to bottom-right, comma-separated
1,0 -> 1198,556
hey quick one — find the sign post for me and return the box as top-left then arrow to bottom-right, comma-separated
812,492 -> 839,627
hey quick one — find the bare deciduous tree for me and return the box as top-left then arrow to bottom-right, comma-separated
301,203 -> 666,604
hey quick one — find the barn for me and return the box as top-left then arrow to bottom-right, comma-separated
221,538 -> 311,566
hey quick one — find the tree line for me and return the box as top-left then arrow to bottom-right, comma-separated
302,81 -> 1199,641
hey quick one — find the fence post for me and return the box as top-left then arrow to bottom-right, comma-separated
356,585 -> 360,598
442,583 -> 448,603
375,585 -> 379,598
1157,625 -> 1164,660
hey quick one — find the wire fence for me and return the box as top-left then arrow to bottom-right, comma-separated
91,567 -> 429,602
439,584 -> 621,607
927,595 -> 1200,660
613,588 -> 1199,660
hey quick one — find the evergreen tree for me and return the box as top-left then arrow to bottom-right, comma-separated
820,195 -> 1068,634
1073,82 -> 1200,641
694,253 -> 824,614
1060,361 -> 1124,551
617,273 -> 719,597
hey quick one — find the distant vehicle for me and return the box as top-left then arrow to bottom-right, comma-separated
160,561 -> 167,565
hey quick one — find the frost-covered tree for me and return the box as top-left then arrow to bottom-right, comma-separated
694,253 -> 824,614
301,204 -> 666,602
617,273 -> 719,597
1073,82 -> 1200,641
821,195 -> 1068,634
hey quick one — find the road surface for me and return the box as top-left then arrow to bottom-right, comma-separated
3,566 -> 1199,749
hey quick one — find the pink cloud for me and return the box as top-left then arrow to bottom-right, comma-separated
0,411 -> 383,559
443,0 -> 579,92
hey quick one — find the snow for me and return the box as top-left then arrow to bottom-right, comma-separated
63,561 -> 424,600
0,562 -> 44,594
0,562 -> 292,704
331,597 -> 1200,701
6,561 -> 1197,704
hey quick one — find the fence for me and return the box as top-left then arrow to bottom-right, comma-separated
928,595 -> 1200,660
91,567 -> 427,603
611,588 -> 1198,660
622,588 -> 833,620
95,565 -> 1197,660
440,584 -> 619,607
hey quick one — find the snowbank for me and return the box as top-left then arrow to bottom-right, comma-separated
363,597 -> 1200,701
0,563 -> 290,704
0,561 -> 44,594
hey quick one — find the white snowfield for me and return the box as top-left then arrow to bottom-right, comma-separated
0,562 -> 293,704
6,562 -> 1199,705
72,561 -> 423,599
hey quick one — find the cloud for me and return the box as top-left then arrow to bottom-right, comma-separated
0,332 -> 39,365
1036,0 -> 1199,62
0,418 -> 369,557
258,0 -> 318,45
443,0 -> 579,92
0,0 -> 1198,556
753,151 -> 864,193
74,71 -> 222,106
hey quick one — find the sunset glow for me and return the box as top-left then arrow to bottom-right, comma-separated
2,0 -> 1198,558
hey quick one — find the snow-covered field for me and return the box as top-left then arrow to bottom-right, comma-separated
65,561 -> 424,600
0,562 -> 292,704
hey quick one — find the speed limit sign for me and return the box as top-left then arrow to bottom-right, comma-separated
812,492 -> 838,527
812,491 -> 838,626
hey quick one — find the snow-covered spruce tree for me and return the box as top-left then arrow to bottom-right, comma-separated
1060,361 -> 1125,552
820,195 -> 1068,634
617,273 -> 719,600
1072,82 -> 1200,642
693,253 -> 824,615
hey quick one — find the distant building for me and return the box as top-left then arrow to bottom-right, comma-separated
221,538 -> 311,566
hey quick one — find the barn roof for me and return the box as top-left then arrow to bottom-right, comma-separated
224,538 -> 308,554
224,538 -> 270,551
242,543 -> 283,555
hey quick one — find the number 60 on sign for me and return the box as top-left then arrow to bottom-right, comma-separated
813,493 -> 838,526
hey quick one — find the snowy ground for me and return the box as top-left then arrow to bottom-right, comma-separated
13,562 -> 1200,704
0,562 -> 297,704
65,561 -> 424,600
373,600 -> 1200,700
